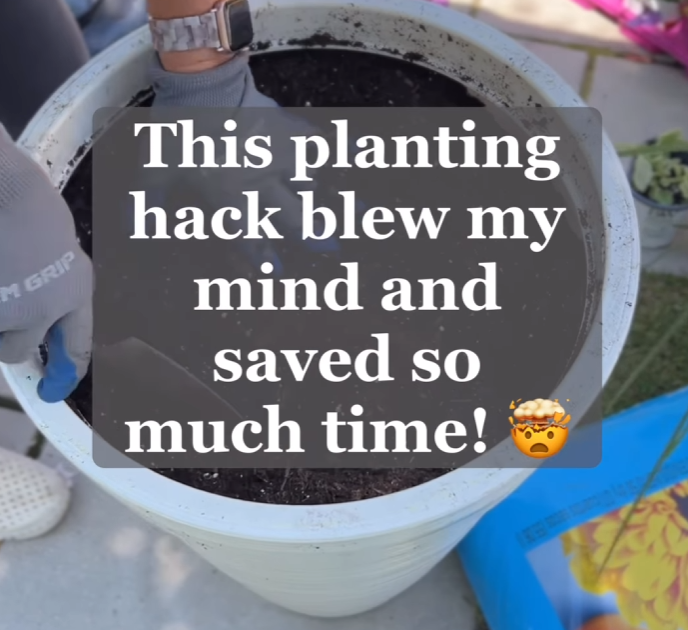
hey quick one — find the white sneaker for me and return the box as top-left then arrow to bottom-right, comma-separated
0,447 -> 70,541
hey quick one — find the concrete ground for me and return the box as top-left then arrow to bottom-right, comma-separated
2,0 -> 688,628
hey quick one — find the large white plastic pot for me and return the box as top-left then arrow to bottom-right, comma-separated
3,0 -> 640,618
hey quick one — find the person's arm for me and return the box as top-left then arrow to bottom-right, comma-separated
144,1 -> 327,273
147,0 -> 235,73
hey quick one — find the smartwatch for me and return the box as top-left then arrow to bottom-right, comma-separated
149,0 -> 253,53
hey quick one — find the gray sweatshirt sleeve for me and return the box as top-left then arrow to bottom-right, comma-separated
149,52 -> 251,108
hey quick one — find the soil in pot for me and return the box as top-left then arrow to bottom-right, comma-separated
60,47 -> 589,505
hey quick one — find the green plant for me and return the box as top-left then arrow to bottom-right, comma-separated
617,130 -> 688,206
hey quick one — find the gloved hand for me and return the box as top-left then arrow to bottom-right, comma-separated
0,124 -> 93,402
149,53 -> 342,273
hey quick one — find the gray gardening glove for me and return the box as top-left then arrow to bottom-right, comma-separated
149,53 -> 341,274
0,124 -> 93,402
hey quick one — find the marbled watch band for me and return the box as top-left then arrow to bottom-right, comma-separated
149,14 -> 223,52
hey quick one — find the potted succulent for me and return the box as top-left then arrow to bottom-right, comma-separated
3,0 -> 640,618
617,130 -> 688,249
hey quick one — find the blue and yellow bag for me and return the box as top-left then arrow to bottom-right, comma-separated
458,386 -> 688,630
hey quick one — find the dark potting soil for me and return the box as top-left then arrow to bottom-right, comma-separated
250,45 -> 478,107
61,48 -> 585,505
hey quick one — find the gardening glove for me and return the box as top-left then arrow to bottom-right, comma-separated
0,446 -> 71,541
0,124 -> 93,403
149,52 -> 345,274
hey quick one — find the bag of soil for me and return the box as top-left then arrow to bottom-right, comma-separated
458,385 -> 688,630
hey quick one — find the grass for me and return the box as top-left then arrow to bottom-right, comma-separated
604,271 -> 688,415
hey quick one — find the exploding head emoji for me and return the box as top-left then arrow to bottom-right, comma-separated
509,398 -> 571,459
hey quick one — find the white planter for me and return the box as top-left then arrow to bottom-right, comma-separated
3,0 -> 640,618
635,196 -> 688,249
629,156 -> 688,250
639,202 -> 679,249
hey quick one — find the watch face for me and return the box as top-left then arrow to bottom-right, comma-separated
225,0 -> 253,51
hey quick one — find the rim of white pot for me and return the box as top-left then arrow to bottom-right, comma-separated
4,0 -> 640,543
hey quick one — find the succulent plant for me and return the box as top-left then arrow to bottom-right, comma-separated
617,130 -> 688,206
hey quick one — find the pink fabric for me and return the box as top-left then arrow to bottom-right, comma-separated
426,0 -> 688,72
569,0 -> 688,70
